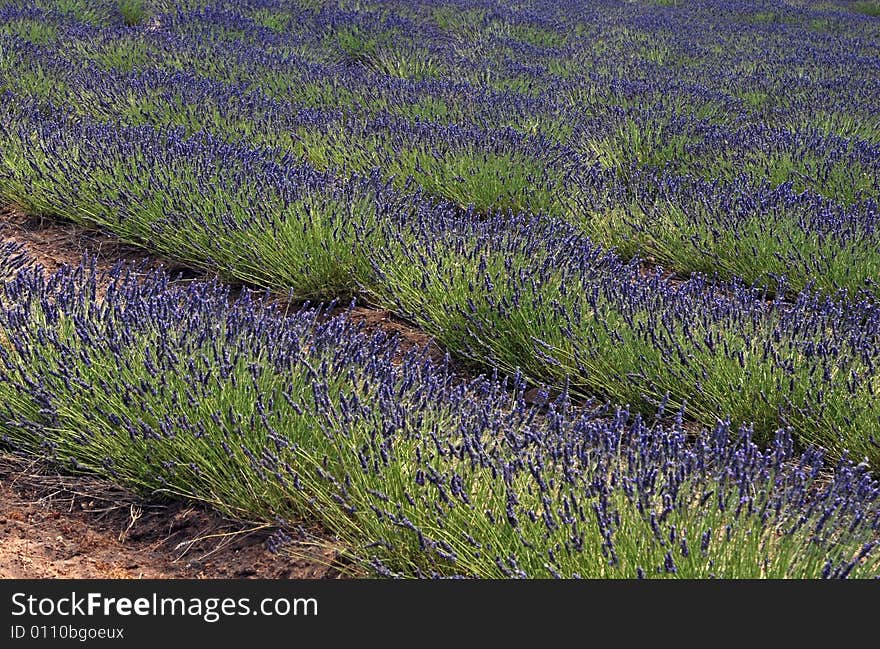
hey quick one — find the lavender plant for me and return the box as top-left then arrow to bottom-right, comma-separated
365,211 -> 880,467
0,105 -> 414,299
0,253 -> 877,578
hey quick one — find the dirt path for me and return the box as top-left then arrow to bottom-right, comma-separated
0,455 -> 343,579
0,204 -> 188,277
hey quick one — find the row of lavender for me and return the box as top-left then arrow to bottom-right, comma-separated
0,243 -> 877,578
2,104 -> 880,467
1,1 -> 878,297
8,0 -> 875,137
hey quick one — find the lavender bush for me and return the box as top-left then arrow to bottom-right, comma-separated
0,253 -> 877,578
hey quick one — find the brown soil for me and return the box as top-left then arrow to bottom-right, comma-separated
0,454 -> 344,579
0,205 -> 186,277
343,305 -> 446,363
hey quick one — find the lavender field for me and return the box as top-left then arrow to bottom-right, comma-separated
0,0 -> 879,578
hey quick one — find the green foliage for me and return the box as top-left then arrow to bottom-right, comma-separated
0,126 -> 384,299
117,0 -> 148,26
0,66 -> 68,102
333,26 -> 383,64
363,220 -> 880,466
79,37 -> 157,72
432,6 -> 486,33
853,1 -> 880,17
248,7 -> 291,32
1,19 -> 58,45
581,116 -> 698,169
369,47 -> 442,81
47,0 -> 113,24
